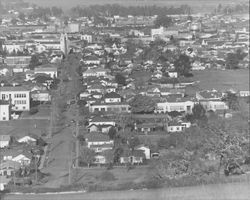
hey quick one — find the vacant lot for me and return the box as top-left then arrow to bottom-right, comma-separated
5,181 -> 250,200
186,69 -> 249,95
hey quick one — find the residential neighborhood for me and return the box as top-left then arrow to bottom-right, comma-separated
0,0 -> 249,198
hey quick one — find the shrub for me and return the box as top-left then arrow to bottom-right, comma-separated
99,171 -> 116,182
29,107 -> 38,115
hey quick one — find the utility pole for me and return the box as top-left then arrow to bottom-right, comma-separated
75,99 -> 80,168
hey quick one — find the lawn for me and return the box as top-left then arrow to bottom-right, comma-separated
71,166 -> 150,187
5,181 -> 250,200
0,119 -> 49,137
186,69 -> 249,95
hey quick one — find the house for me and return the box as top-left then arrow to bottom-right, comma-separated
167,121 -> 191,133
0,160 -> 21,176
135,145 -> 151,159
83,55 -> 101,65
0,135 -> 11,148
134,123 -> 165,134
155,96 -> 195,114
196,90 -> 228,111
89,101 -> 131,113
5,56 -> 31,69
17,135 -> 37,144
239,91 -> 250,97
0,100 -> 10,121
103,92 -> 122,103
94,154 -> 106,164
85,133 -> 114,149
88,124 -> 114,133
89,117 -> 116,126
82,67 -> 109,78
81,34 -> 93,43
31,90 -> 51,102
0,86 -> 30,111
167,71 -> 178,78
3,150 -> 33,166
34,66 -> 58,78
120,149 -> 145,164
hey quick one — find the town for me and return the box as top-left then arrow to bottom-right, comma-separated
0,0 -> 249,198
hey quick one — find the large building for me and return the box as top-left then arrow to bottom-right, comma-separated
0,86 -> 30,111
0,100 -> 10,121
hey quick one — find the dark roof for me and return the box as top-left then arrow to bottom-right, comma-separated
85,133 -> 111,142
121,150 -> 145,158
0,86 -> 29,92
104,92 -> 121,99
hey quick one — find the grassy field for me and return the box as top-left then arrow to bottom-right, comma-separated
5,181 -> 250,200
186,69 -> 249,95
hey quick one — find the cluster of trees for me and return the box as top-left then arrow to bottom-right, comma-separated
129,95 -> 156,114
17,6 -> 63,22
71,4 -> 191,18
225,49 -> 247,70
215,3 -> 249,15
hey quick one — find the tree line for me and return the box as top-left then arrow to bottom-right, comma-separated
70,4 -> 192,18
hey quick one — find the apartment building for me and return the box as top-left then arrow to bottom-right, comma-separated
0,86 -> 30,111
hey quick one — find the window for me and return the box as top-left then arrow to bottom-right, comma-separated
121,107 -> 126,111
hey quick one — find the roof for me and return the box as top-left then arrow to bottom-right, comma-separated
198,90 -> 223,99
0,160 -> 21,170
0,86 -> 29,92
85,133 -> 112,142
91,116 -> 114,123
34,67 -> 57,72
89,143 -> 114,149
104,92 -> 121,99
121,150 -> 145,158
168,121 -> 183,126
0,135 -> 10,142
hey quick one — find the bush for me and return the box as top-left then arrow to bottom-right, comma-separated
29,107 -> 38,115
99,171 -> 116,182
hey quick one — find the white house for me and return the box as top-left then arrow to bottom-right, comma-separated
34,66 -> 58,78
135,145 -> 151,159
81,34 -> 93,43
0,101 -> 10,121
0,135 -> 11,148
89,117 -> 116,126
167,121 -> 191,133
17,135 -> 37,144
155,97 -> 195,114
12,154 -> 32,166
85,134 -> 114,149
0,86 -> 30,111
82,67 -> 109,78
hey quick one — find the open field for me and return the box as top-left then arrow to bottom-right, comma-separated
186,69 -> 249,95
23,0 -> 248,11
5,181 -> 250,200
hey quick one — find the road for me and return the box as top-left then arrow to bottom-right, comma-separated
4,182 -> 250,200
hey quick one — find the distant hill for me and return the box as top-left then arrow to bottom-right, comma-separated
23,0 -> 248,11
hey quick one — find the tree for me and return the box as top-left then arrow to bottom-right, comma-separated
79,147 -> 95,167
225,53 -> 239,69
129,95 -> 155,114
11,18 -> 18,25
192,103 -> 207,123
18,12 -> 26,21
154,15 -> 173,28
115,73 -> 126,86
108,127 -> 117,140
103,149 -> 115,165
174,54 -> 192,76
51,6 -> 63,17
129,137 -> 140,150
222,91 -> 239,110
29,55 -> 41,70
